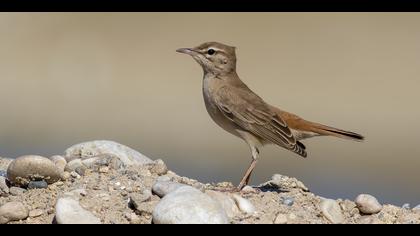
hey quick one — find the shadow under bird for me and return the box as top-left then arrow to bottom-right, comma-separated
177,42 -> 364,190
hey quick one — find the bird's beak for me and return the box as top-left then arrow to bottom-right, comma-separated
176,48 -> 196,55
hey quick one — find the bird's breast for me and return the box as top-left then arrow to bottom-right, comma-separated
202,77 -> 241,138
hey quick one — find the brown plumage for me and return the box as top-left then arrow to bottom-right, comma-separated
177,42 -> 364,190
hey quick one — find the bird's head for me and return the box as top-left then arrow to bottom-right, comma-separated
176,42 -> 237,76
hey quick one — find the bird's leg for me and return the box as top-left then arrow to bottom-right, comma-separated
237,146 -> 259,190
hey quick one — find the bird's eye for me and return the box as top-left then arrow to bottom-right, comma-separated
207,49 -> 215,55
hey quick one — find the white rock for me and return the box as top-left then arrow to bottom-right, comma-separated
152,181 -> 188,198
64,140 -> 153,166
55,198 -> 101,224
355,194 -> 383,214
320,199 -> 345,224
7,155 -> 61,186
206,190 -> 240,218
232,194 -> 256,214
9,187 -> 26,196
29,209 -> 43,218
153,186 -> 229,224
0,176 -> 9,196
413,204 -> 420,212
65,159 -> 83,172
0,202 -> 29,224
49,155 -> 67,173
274,213 -> 288,224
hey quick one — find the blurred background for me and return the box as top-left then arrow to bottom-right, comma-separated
0,13 -> 419,206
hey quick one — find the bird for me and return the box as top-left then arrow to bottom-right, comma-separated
176,42 -> 364,191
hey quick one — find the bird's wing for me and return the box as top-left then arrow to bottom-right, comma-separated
214,86 -> 307,157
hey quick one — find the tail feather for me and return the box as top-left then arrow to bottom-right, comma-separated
310,123 -> 364,141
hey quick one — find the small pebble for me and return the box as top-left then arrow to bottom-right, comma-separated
99,166 -> 109,173
320,199 -> 345,224
281,196 -> 294,206
28,180 -> 48,189
0,202 -> 29,224
274,213 -> 288,224
402,203 -> 410,209
9,187 -> 26,196
355,194 -> 383,214
29,209 -> 44,218
232,194 -> 256,214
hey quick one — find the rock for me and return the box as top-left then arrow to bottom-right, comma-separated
29,209 -> 43,218
61,172 -> 71,180
232,194 -> 256,214
99,166 -> 109,173
64,140 -> 153,166
55,198 -> 101,224
320,199 -> 345,224
9,187 -> 26,196
0,176 -> 9,196
241,186 -> 257,193
0,170 -> 6,178
125,212 -> 141,224
402,203 -> 410,209
0,202 -> 29,224
281,196 -> 294,206
65,159 -> 84,172
129,190 -> 153,209
28,180 -> 48,189
7,155 -> 61,186
152,181 -> 188,198
413,204 -> 420,212
80,157 -> 99,169
274,213 -> 288,224
206,190 -> 240,218
149,159 -> 168,175
0,157 -> 12,173
156,175 -> 172,182
355,194 -> 383,214
49,155 -> 67,173
152,186 -> 228,224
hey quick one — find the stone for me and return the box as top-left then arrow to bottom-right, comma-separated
0,176 -> 9,196
99,166 -> 109,173
232,194 -> 256,214
28,180 -> 48,189
0,202 -> 29,224
29,209 -> 44,218
152,186 -> 229,224
49,155 -> 67,173
0,157 -> 12,173
281,196 -> 294,206
355,194 -> 382,214
206,190 -> 240,218
80,157 -> 99,169
152,181 -> 188,198
402,203 -> 410,209
320,199 -> 345,224
241,186 -> 256,193
149,159 -> 168,175
65,159 -> 84,172
9,187 -> 26,196
55,198 -> 101,224
64,140 -> 153,166
412,204 -> 420,212
156,175 -> 172,182
274,213 -> 288,224
61,172 -> 71,180
7,155 -> 61,186
129,190 -> 152,209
